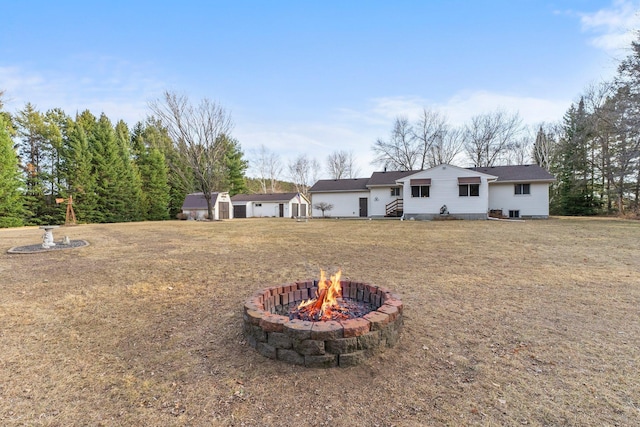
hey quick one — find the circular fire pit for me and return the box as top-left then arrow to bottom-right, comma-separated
243,276 -> 403,368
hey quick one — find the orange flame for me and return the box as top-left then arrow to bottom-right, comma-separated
297,269 -> 343,320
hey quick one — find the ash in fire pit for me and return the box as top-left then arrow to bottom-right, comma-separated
243,270 -> 403,368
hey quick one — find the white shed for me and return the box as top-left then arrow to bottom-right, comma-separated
230,193 -> 310,218
181,192 -> 233,220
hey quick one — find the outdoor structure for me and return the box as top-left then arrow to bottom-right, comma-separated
230,192 -> 310,218
181,192 -> 233,220
309,164 -> 555,220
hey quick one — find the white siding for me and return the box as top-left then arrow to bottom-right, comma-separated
488,182 -> 550,217
311,192 -> 369,217
369,186 -> 403,216
252,202 -> 286,217
399,165 -> 492,217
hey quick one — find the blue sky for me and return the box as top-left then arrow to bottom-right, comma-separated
1,1 -> 639,177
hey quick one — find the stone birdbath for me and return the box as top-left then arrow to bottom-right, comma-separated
39,225 -> 60,249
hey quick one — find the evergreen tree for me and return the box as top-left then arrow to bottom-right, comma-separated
90,114 -> 127,223
138,118 -> 191,218
220,135 -> 248,196
114,120 -> 144,221
15,103 -> 52,224
0,115 -> 24,227
131,122 -> 170,220
61,117 -> 98,223
553,99 -> 598,215
42,108 -> 69,222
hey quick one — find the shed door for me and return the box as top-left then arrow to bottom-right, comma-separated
219,202 -> 230,219
233,205 -> 246,218
292,203 -> 299,217
359,198 -> 368,217
278,203 -> 284,217
300,204 -> 307,217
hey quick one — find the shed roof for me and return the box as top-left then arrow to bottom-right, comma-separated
468,165 -> 555,182
231,192 -> 306,203
182,192 -> 220,210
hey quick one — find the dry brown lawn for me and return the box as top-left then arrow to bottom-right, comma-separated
1,217 -> 639,426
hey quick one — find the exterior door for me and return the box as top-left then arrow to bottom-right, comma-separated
219,202 -> 230,219
292,203 -> 299,217
233,205 -> 246,218
279,203 -> 284,217
359,198 -> 368,217
300,204 -> 307,217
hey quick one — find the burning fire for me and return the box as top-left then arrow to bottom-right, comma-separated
297,269 -> 345,321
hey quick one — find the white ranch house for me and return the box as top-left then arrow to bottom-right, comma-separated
309,164 -> 555,220
181,192 -> 233,220
230,192 -> 310,218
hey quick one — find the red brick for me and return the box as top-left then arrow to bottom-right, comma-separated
245,309 -> 264,326
244,299 -> 262,313
280,292 -> 289,305
310,320 -> 343,340
377,286 -> 391,296
383,298 -> 403,314
377,304 -> 399,321
363,311 -> 390,330
259,314 -> 289,332
340,318 -> 371,337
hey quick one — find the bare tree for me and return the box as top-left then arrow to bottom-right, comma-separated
463,110 -> 524,167
532,123 -> 560,170
428,126 -> 464,167
372,116 -> 418,170
288,154 -> 319,196
413,108 -> 448,169
251,144 -> 283,193
150,90 -> 233,220
326,150 -> 360,179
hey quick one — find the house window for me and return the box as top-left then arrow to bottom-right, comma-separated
459,184 -> 480,197
515,183 -> 530,195
411,185 -> 430,198
390,187 -> 400,197
509,210 -> 520,218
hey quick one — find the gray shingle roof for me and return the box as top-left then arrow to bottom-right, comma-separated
309,178 -> 370,192
182,192 -> 220,209
468,165 -> 555,182
231,192 -> 302,203
366,170 -> 416,186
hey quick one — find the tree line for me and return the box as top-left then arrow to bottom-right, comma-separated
0,89 -> 362,227
372,34 -> 640,216
0,92 -> 248,227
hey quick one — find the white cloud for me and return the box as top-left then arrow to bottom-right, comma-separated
579,0 -> 640,53
236,90 -> 572,179
439,90 -> 570,126
355,92 -> 569,127
1,57 -> 166,125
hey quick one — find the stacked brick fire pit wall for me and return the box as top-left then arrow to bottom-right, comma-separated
243,280 -> 403,368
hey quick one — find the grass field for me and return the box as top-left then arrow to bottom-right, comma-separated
1,217 -> 639,426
